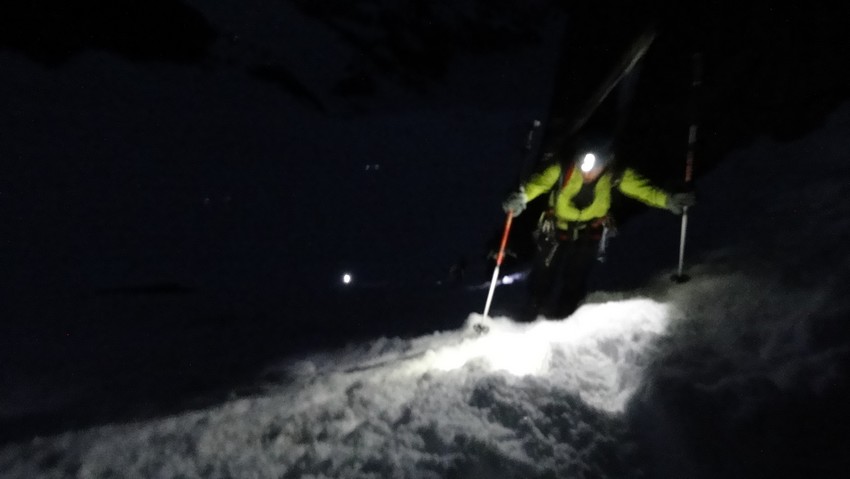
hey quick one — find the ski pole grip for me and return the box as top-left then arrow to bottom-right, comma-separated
684,53 -> 702,186
685,124 -> 696,184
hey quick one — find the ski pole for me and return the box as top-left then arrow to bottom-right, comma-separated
673,53 -> 702,283
518,119 -> 542,183
483,211 -> 514,317
480,118 -> 539,318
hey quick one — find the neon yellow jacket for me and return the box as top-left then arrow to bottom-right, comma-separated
523,163 -> 669,230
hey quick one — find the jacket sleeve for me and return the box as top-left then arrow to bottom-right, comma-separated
616,168 -> 669,209
522,163 -> 562,202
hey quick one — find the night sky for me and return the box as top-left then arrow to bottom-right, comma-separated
4,2 -> 848,291
3,0 -> 850,440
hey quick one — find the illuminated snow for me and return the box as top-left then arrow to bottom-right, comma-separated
418,298 -> 671,412
0,298 -> 673,479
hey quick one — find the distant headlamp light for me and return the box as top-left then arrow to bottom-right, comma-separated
580,153 -> 597,172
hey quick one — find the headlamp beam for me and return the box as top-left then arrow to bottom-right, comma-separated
580,153 -> 597,172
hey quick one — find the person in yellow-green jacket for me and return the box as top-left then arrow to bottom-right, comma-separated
502,138 -> 695,320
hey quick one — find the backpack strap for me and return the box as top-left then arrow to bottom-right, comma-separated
548,162 -> 576,207
609,163 -> 626,187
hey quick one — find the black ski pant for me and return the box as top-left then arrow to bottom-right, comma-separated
524,231 -> 600,320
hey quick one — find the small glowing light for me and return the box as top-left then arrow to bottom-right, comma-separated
342,273 -> 352,285
580,153 -> 596,172
501,275 -> 514,285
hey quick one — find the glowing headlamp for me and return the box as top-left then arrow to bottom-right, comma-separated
580,153 -> 597,172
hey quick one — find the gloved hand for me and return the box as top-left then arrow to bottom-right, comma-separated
666,192 -> 696,215
502,190 -> 528,217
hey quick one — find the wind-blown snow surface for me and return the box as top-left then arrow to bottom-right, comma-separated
0,302 -> 670,478
4,106 -> 850,478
